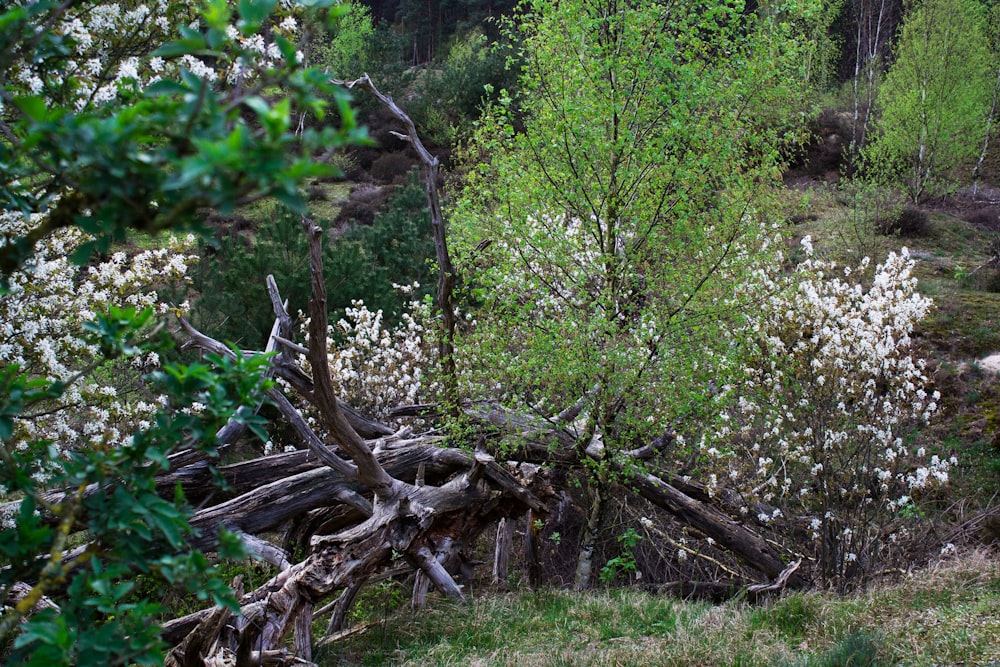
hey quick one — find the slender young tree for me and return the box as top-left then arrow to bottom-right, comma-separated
865,0 -> 992,201
973,3 -> 1000,197
452,0 -> 813,588
845,0 -> 901,168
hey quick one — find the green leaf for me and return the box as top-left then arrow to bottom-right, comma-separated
203,0 -> 232,31
237,0 -> 276,34
243,95 -> 270,118
274,34 -> 297,63
13,96 -> 47,123
0,8 -> 28,32
151,37 -> 208,59
144,80 -> 189,97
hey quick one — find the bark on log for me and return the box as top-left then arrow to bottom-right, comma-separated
627,469 -> 801,586
492,518 -> 514,590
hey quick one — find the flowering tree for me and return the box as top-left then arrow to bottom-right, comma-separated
0,1 -> 367,663
721,239 -> 948,589
0,214 -> 198,465
452,0 -> 817,588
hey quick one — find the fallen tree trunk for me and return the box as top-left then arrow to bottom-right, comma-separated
626,469 -> 800,585
155,213 -> 553,663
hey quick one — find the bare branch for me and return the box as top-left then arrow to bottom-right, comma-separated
334,74 -> 459,407
303,218 -> 399,497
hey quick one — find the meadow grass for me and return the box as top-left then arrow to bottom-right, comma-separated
319,551 -> 999,666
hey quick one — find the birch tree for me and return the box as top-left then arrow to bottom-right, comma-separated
866,0 -> 992,201
452,0 -> 814,589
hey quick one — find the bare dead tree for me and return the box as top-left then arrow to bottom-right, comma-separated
333,74 -> 460,411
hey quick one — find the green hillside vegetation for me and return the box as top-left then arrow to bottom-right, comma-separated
3,0 -> 1000,665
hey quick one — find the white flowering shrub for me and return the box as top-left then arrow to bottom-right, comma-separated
0,212 -> 196,486
454,205 -> 784,458
298,290 -> 437,421
4,0 -> 303,114
721,238 -> 948,588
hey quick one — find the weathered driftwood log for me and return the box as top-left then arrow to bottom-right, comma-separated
624,469 -> 799,585
181,460 -> 547,659
159,215 -> 551,664
457,402 -> 802,587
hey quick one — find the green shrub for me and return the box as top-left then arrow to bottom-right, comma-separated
878,206 -> 929,237
189,171 -> 435,348
406,30 -> 520,146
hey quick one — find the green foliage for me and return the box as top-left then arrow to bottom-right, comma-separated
189,171 -> 435,347
0,309 -> 273,665
599,528 -> 643,584
865,0 -> 993,201
757,0 -> 844,94
406,29 -> 519,145
311,1 -> 376,78
385,0 -> 518,65
453,0 -> 811,462
0,2 -> 366,281
0,1 -> 366,663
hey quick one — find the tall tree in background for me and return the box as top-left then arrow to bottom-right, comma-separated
866,0 -> 992,201
973,2 -> 1000,197
845,0 -> 901,167
453,0 -> 815,589
365,0 -> 517,63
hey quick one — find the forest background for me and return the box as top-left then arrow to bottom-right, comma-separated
2,0 -> 1000,665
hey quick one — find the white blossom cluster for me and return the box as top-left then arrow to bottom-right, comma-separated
4,1 -> 303,113
487,213 -> 605,320
298,294 -> 437,420
0,211 -> 196,477
721,237 -> 949,580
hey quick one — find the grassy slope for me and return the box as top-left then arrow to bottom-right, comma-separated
321,552 -> 998,666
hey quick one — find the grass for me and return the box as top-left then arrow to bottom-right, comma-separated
233,179 -> 352,224
304,180 -> 352,222
783,183 -> 1000,360
317,551 -> 1000,667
